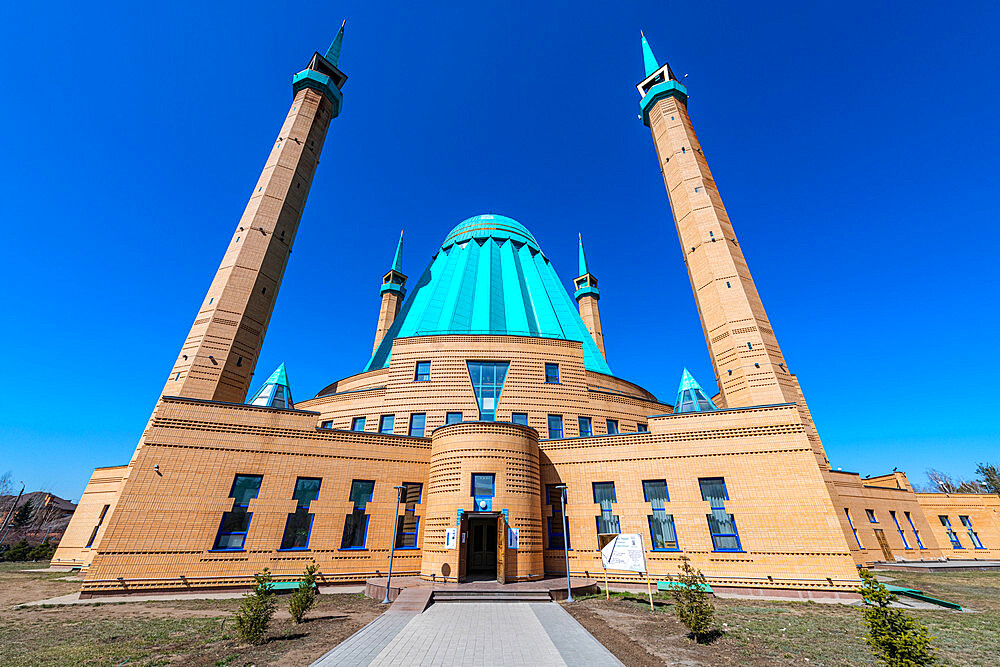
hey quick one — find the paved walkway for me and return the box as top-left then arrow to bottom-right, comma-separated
312,602 -> 622,666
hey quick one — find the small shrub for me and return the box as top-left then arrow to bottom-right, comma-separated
234,568 -> 277,645
28,537 -> 56,561
670,555 -> 715,641
1,539 -> 32,562
289,564 -> 319,624
858,568 -> 936,666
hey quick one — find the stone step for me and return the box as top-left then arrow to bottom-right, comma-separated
432,590 -> 552,603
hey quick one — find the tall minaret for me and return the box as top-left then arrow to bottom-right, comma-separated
574,234 -> 605,359
162,24 -> 348,403
373,231 -> 407,352
637,33 -> 828,465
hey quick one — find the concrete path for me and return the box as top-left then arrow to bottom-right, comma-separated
19,584 -> 365,607
312,602 -> 622,666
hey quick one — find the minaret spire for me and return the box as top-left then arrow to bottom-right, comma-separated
373,231 -> 408,353
640,31 -> 660,78
325,20 -> 346,67
574,234 -> 605,359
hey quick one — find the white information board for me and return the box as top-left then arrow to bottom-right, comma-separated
507,527 -> 519,550
445,527 -> 457,550
600,533 -> 647,573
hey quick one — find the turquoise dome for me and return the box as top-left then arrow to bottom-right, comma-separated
364,214 -> 613,375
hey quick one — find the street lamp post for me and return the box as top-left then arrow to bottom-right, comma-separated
554,484 -> 573,602
382,485 -> 406,604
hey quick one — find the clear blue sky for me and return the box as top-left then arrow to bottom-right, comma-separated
1,2 -> 998,501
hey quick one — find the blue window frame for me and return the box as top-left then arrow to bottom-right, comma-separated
446,412 -> 463,425
467,361 -> 510,421
699,476 -> 742,552
606,419 -> 618,435
414,361 -> 431,382
85,504 -> 110,548
904,511 -> 925,549
320,420 -> 333,429
545,484 -> 570,550
845,508 -> 863,549
637,423 -> 648,432
472,473 -> 495,511
593,482 -> 620,535
351,417 -> 366,432
578,417 -> 592,437
939,515 -> 963,549
643,480 -> 677,550
547,414 -> 564,439
280,477 -> 321,550
408,413 -> 426,437
959,516 -> 984,549
890,511 -> 910,549
341,480 -> 375,549
866,509 -> 877,523
511,412 -> 528,426
379,414 -> 395,434
213,474 -> 263,550
394,482 -> 422,548
544,363 -> 560,383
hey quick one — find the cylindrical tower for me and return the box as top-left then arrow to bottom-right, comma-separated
421,422 -> 543,582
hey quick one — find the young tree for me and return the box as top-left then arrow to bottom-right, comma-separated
975,463 -> 1000,495
670,555 -> 715,642
12,498 -> 35,527
288,564 -> 319,623
234,568 -> 277,645
857,568 -> 936,666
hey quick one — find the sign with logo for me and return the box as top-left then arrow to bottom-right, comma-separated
507,527 -> 519,550
445,527 -> 457,550
600,533 -> 647,573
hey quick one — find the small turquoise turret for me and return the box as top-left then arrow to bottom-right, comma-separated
373,231 -> 407,353
292,21 -> 348,118
674,368 -> 718,413
574,234 -> 606,359
573,234 -> 600,301
636,31 -> 687,126
248,363 -> 295,409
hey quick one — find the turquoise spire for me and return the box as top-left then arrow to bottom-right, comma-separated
674,368 -> 718,413
325,20 -> 346,67
391,230 -> 404,274
577,233 -> 590,277
641,30 -> 660,77
248,363 -> 294,409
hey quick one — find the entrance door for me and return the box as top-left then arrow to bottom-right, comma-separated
467,517 -> 497,578
496,513 -> 506,584
873,528 -> 894,561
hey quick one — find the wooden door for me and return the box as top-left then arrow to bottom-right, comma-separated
496,513 -> 506,584
873,528 -> 894,561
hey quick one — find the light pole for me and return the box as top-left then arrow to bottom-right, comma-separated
382,485 -> 406,604
554,484 -> 573,602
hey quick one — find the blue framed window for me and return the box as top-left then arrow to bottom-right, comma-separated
939,515 -> 963,549
959,516 -> 984,549
341,480 -> 375,549
213,474 -> 263,550
578,417 -> 592,437
280,477 -> 321,550
446,412 -> 463,425
546,484 -> 570,550
904,511 -> 925,549
593,482 -> 620,534
472,473 -> 495,511
890,511 -> 910,549
85,504 -> 110,548
865,509 -> 877,523
351,417 -> 366,432
544,363 -> 560,383
467,361 -> 509,421
320,420 -> 333,429
414,361 -> 431,382
699,477 -> 742,552
606,419 -> 618,435
408,413 -> 426,437
511,412 -> 528,426
643,480 -> 677,550
379,414 -> 395,434
637,423 -> 648,432
845,508 -> 863,549
547,414 -> 563,439
395,483 -> 422,548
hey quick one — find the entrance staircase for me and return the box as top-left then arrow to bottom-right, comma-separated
432,589 -> 553,603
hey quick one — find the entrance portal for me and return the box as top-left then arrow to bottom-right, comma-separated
466,516 -> 497,578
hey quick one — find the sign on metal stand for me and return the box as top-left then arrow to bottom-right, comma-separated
600,533 -> 654,610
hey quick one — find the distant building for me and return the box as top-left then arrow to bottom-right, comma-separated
54,27 -> 999,598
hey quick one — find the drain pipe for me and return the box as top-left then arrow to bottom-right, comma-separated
554,484 -> 573,602
382,485 -> 405,604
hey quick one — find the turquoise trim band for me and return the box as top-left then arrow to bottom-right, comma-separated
574,285 -> 601,300
292,69 -> 343,117
639,81 -> 688,126
380,283 -> 405,297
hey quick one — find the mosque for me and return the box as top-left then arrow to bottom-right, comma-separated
53,26 -> 999,598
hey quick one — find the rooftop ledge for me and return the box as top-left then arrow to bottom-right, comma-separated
160,395 -> 320,416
